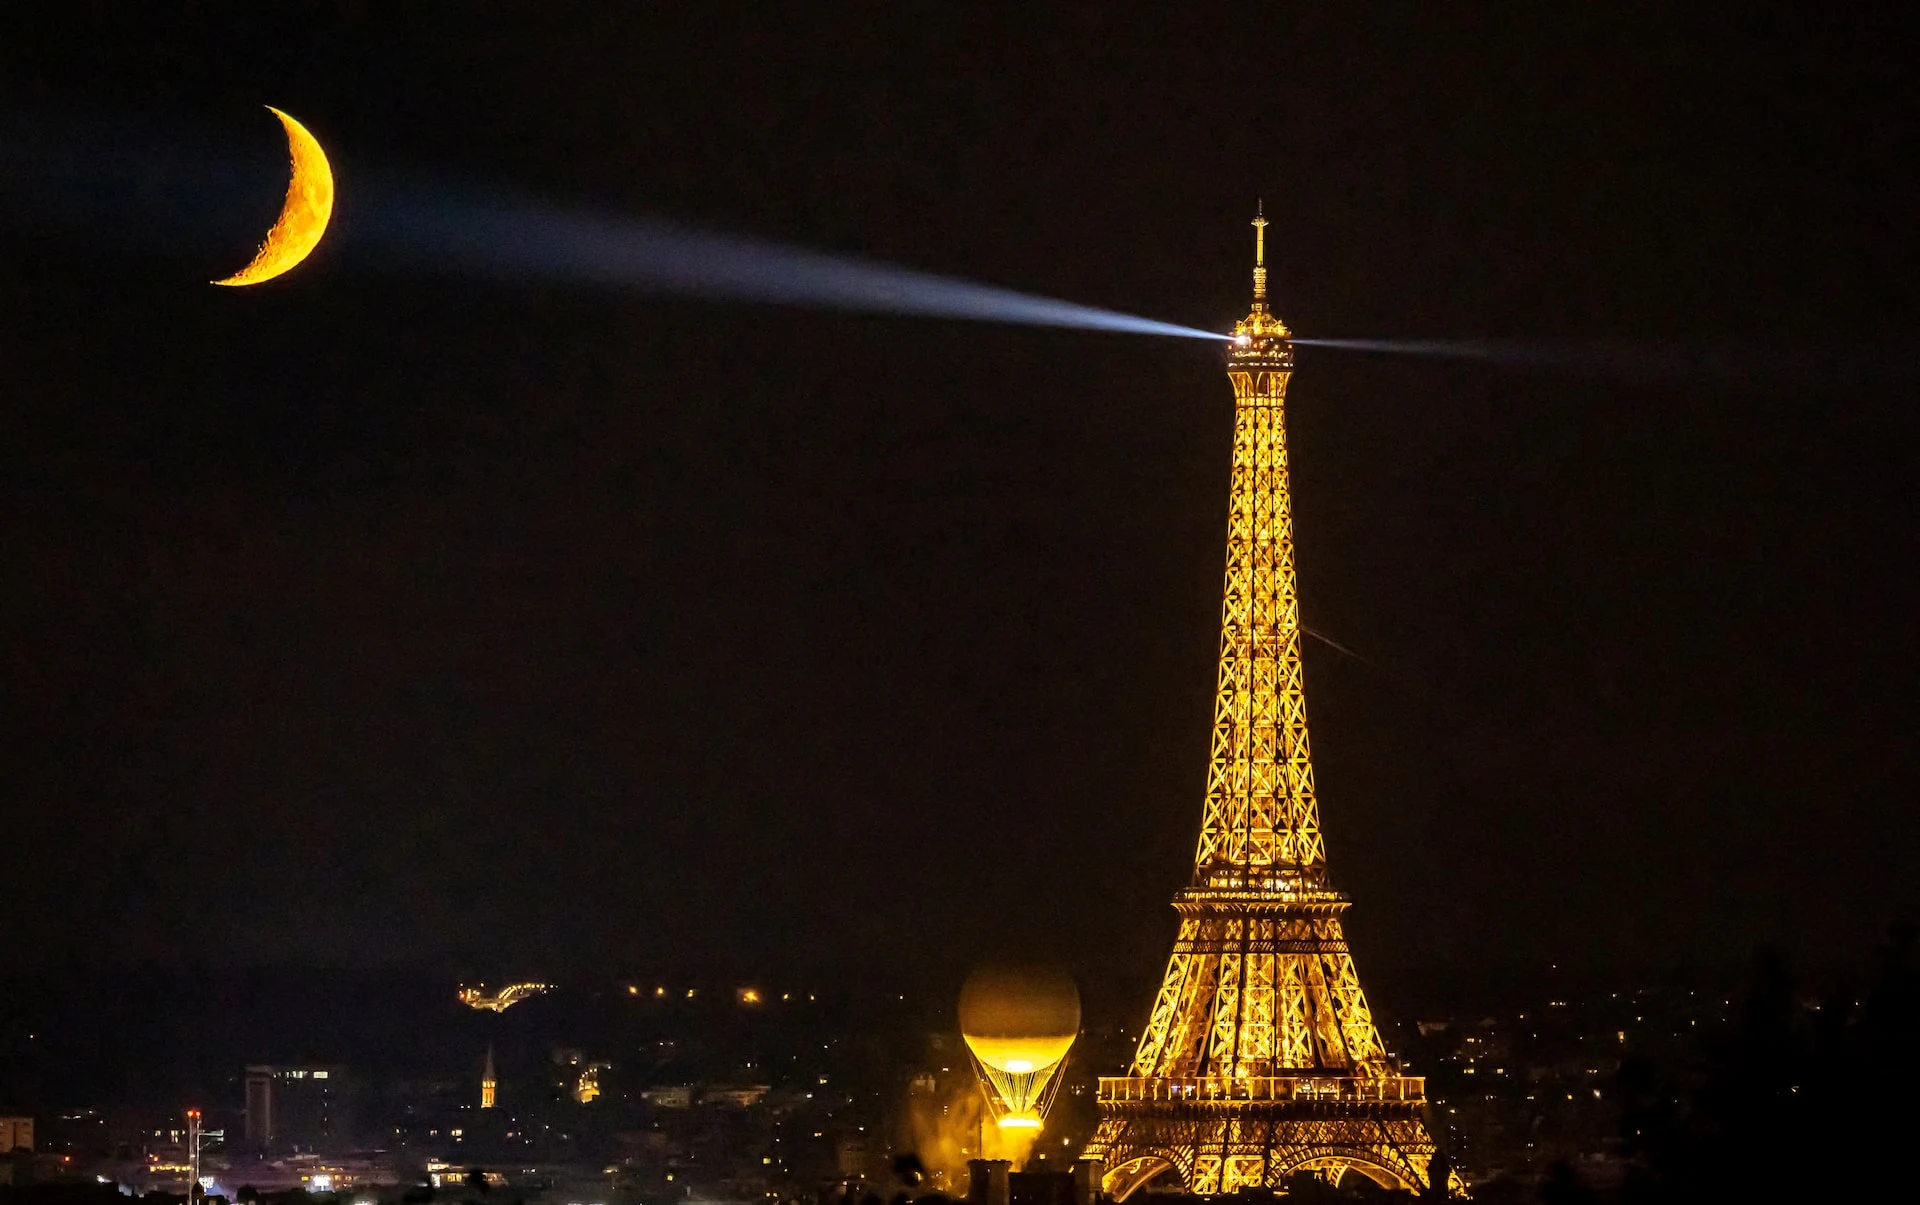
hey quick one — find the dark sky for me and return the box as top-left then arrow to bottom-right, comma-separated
2,5 -> 1917,1000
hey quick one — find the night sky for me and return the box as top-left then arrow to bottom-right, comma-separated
3,6 -> 1917,1001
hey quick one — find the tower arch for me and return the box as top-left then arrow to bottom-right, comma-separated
1100,1153 -> 1182,1202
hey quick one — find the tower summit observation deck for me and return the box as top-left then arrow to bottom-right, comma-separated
1082,207 -> 1448,1197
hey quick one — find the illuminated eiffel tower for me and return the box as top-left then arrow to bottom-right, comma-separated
1083,208 -> 1446,1197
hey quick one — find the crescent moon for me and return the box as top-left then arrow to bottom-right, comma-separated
212,106 -> 334,287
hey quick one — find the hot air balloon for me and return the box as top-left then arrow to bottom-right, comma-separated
959,964 -> 1081,1131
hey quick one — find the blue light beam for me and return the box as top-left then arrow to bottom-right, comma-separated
359,190 -> 1228,341
1287,336 -> 1920,386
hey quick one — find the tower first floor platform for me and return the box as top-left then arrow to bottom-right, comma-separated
1085,1080 -> 1440,1196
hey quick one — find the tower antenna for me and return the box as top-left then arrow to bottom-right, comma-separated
1251,200 -> 1268,304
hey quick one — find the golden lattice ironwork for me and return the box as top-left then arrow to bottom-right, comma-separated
1084,208 -> 1450,1197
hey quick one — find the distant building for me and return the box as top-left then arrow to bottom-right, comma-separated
641,1085 -> 693,1109
701,1084 -> 770,1108
550,1048 -> 606,1104
481,1046 -> 497,1110
967,1161 -> 1098,1205
244,1066 -> 349,1151
0,1118 -> 31,1153
573,1064 -> 603,1104
427,1162 -> 507,1191
835,1135 -> 869,1180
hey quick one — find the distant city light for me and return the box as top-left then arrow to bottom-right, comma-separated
459,983 -> 552,1013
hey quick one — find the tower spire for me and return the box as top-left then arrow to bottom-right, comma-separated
1251,200 -> 1268,304
1232,203 -> 1288,346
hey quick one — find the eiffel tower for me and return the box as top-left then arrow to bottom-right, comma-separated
1083,208 -> 1445,1197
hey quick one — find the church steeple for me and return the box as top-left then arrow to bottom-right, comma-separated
481,1045 -> 497,1109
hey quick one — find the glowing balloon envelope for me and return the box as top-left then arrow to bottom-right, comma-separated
959,964 -> 1081,1129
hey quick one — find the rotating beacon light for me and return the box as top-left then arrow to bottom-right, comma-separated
959,964 -> 1082,1131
